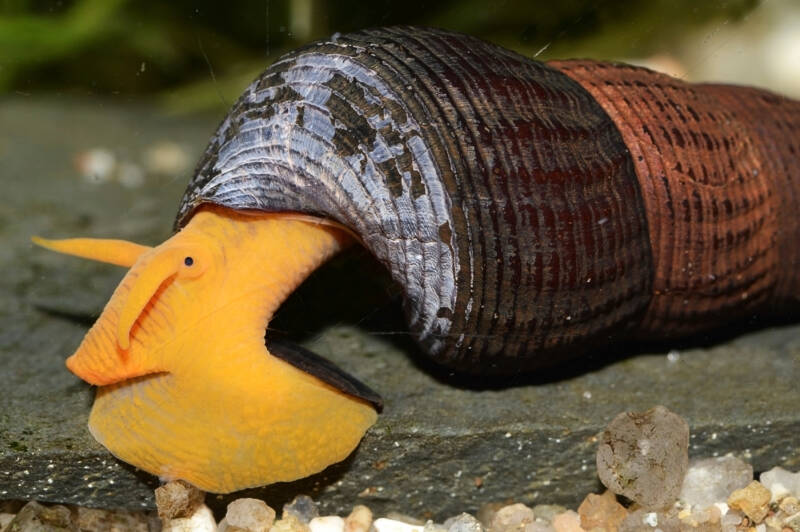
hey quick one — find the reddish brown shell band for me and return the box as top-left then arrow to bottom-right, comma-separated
709,84 -> 800,304
551,60 -> 800,337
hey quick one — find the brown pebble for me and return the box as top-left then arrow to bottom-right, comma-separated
272,514 -> 312,532
75,506 -> 155,531
551,511 -> 584,532
577,491 -> 627,532
5,501 -> 76,531
727,480 -> 771,524
345,505 -> 373,532
154,480 -> 205,521
219,498 -> 275,532
476,502 -> 506,528
489,503 -> 535,532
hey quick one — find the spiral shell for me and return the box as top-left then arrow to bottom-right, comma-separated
177,27 -> 800,373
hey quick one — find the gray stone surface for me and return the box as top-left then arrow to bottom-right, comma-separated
1,98 -> 799,520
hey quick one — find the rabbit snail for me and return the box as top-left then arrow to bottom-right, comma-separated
34,26 -> 800,493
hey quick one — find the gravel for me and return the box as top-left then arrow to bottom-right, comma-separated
3,407 -> 799,531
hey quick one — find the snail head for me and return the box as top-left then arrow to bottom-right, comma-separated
32,206 -> 379,492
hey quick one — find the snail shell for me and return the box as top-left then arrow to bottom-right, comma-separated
176,26 -> 800,374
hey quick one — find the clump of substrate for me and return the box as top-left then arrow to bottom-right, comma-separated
2,406 -> 800,532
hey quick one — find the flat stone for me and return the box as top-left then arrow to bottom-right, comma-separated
2,98 -> 799,520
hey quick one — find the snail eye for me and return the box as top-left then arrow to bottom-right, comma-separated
177,251 -> 205,279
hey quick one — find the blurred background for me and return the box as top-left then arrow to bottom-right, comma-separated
2,0 -> 799,115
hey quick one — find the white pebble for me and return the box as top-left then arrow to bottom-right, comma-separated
443,513 -> 483,532
759,466 -> 800,502
491,502 -> 534,532
714,502 -> 729,516
373,518 -> 425,532
162,504 -> 216,532
680,454 -> 753,509
720,509 -> 743,527
310,516 -> 345,532
76,148 -> 116,184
